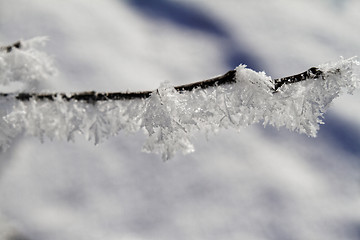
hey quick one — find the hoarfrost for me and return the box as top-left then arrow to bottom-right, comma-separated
0,37 -> 56,151
0,39 -> 359,159
0,37 -> 56,92
141,82 -> 195,160
266,57 -> 359,136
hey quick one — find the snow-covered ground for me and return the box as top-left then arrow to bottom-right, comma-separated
0,0 -> 360,239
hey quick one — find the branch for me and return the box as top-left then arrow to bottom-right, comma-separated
0,67 -> 329,102
0,40 -> 332,102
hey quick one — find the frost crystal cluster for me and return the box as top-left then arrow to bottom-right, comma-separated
0,39 -> 359,159
0,37 -> 56,151
0,37 -> 55,91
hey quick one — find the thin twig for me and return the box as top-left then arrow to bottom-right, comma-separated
0,40 -> 330,103
274,67 -> 324,90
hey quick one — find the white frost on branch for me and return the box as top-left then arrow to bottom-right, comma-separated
265,58 -> 359,136
0,39 -> 359,159
0,37 -> 56,92
0,37 -> 56,151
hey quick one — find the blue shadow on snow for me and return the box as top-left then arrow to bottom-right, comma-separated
125,0 -> 260,71
317,114 -> 360,158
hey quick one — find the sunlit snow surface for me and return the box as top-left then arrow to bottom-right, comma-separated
1,0 -> 360,240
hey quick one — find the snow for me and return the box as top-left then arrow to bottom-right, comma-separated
1,0 -> 360,239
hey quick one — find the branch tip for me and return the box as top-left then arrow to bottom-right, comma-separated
0,41 -> 22,53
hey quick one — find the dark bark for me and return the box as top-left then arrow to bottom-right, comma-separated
273,67 -> 324,90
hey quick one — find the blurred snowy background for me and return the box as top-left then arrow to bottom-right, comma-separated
0,0 -> 360,239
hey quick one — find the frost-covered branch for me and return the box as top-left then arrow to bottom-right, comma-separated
0,38 -> 359,159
